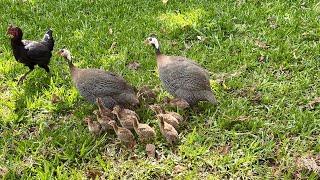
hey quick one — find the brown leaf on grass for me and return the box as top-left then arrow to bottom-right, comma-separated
109,42 -> 117,51
184,42 -> 192,51
127,61 -> 140,70
219,144 -> 231,155
302,97 -> 320,110
296,156 -> 320,174
173,165 -> 186,174
258,55 -> 266,63
267,16 -> 278,29
51,94 -> 60,104
170,40 -> 178,47
137,86 -> 157,103
0,166 -> 8,177
85,169 -> 102,179
146,144 -> 156,158
255,40 -> 269,49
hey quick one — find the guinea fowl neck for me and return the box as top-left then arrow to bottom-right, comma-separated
153,44 -> 161,55
65,57 -> 77,73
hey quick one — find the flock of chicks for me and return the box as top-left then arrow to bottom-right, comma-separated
85,97 -> 183,149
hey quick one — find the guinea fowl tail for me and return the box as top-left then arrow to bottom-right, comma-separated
204,91 -> 218,105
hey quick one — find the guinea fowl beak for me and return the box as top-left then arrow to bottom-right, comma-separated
144,39 -> 150,45
56,51 -> 62,56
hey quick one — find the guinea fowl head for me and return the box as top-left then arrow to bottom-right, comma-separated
7,25 -> 23,39
57,48 -> 72,61
145,37 -> 161,55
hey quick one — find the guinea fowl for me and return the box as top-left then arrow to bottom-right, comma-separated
112,105 -> 139,130
145,37 -> 217,106
132,118 -> 155,143
7,25 -> 54,84
157,115 -> 179,145
57,48 -> 139,109
108,120 -> 136,149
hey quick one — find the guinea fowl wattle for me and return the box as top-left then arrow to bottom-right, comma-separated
7,25 -> 54,84
57,48 -> 139,109
145,37 -> 217,106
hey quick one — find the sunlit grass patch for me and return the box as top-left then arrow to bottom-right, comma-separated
159,8 -> 206,31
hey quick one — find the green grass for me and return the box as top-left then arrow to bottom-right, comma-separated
0,0 -> 320,179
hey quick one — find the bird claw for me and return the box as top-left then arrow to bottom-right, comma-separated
17,76 -> 26,85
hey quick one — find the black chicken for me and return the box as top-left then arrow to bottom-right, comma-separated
7,25 -> 54,84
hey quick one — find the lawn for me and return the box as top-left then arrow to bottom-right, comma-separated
0,0 -> 320,179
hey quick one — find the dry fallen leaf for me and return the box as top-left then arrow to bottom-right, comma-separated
0,166 -> 8,177
255,40 -> 269,49
109,42 -> 117,50
258,55 -> 266,63
184,42 -> 192,51
303,97 -> 320,110
85,169 -> 102,179
296,156 -> 320,174
146,144 -> 156,158
51,94 -> 60,104
127,61 -> 140,70
219,144 -> 231,155
173,165 -> 186,174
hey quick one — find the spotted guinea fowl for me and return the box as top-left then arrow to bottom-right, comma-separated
57,48 -> 139,109
7,25 -> 54,84
145,37 -> 217,106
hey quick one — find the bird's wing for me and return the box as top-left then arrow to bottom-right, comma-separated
24,41 -> 52,62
